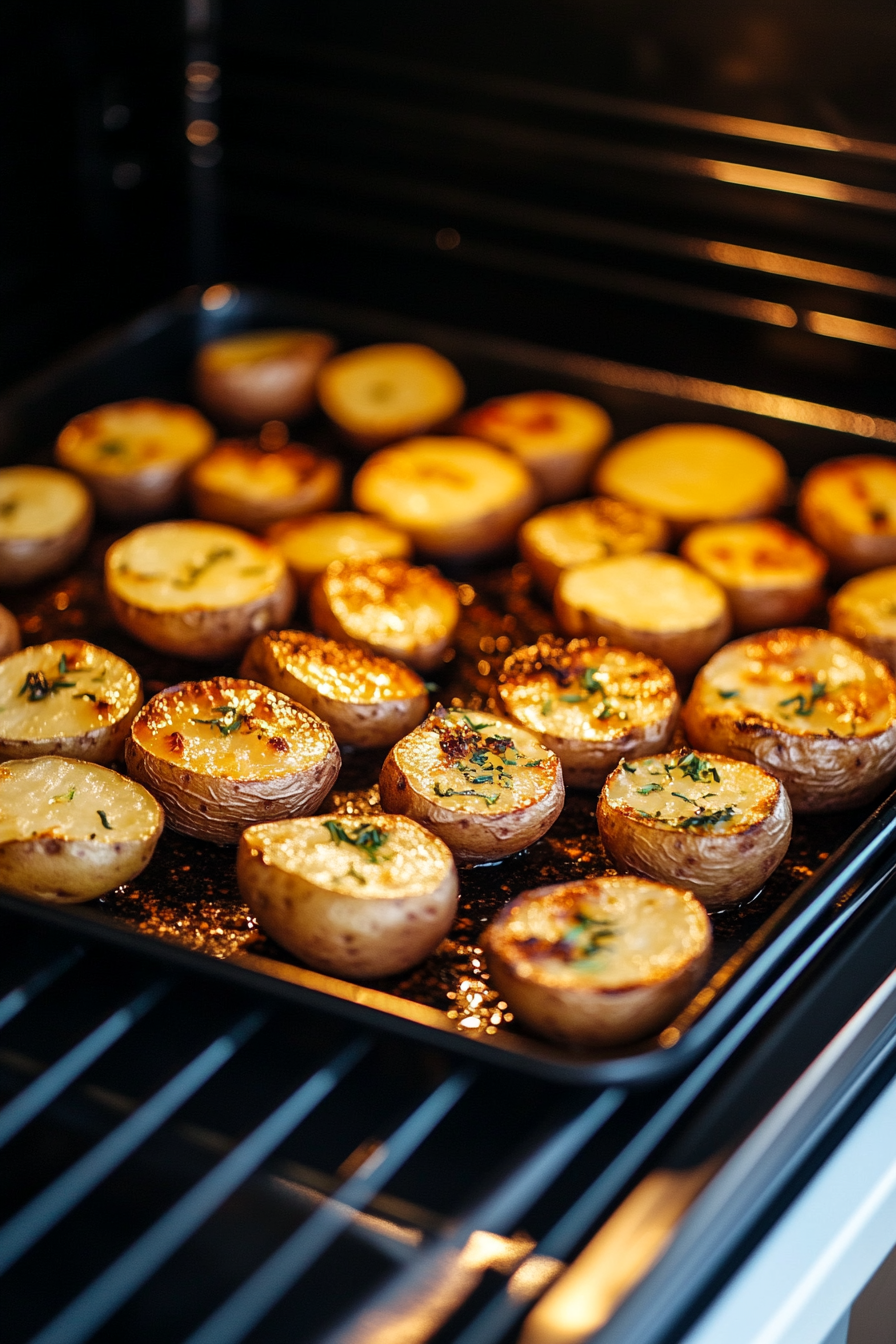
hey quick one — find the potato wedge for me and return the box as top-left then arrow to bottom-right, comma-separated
105,520 -> 294,659
519,496 -> 669,596
125,676 -> 340,844
598,748 -> 792,907
497,636 -> 679,789
595,423 -> 787,534
267,512 -> 412,595
310,557 -> 459,673
317,343 -> 465,449
195,329 -> 337,427
237,812 -> 458,977
680,518 -> 827,633
460,391 -> 612,503
0,639 -> 142,764
0,605 -> 20,657
484,875 -> 711,1047
379,706 -> 564,865
189,436 -> 341,533
55,398 -> 215,518
829,566 -> 896,672
554,553 -> 732,681
0,466 -> 93,587
352,436 -> 538,559
240,630 -> 430,748
682,628 -> 896,812
798,455 -> 896,575
0,756 -> 163,903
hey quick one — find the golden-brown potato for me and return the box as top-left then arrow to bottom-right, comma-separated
680,518 -> 828,633
497,636 -> 679,789
310,557 -> 459,673
598,748 -> 792,907
317,343 -> 465,449
125,677 -> 340,844
460,391 -> 613,503
0,639 -> 142,764
0,605 -> 20,657
105,520 -> 294,659
267,512 -> 412,595
554,553 -> 732,681
484,875 -> 711,1047
379,706 -> 564,865
240,630 -> 430,748
195,329 -> 336,427
0,756 -> 163,903
352,436 -> 538,559
829,567 -> 896,672
0,466 -> 93,587
54,399 -> 215,518
683,628 -> 896,812
596,423 -> 788,534
237,812 -> 458,978
798,455 -> 896,576
188,435 -> 341,533
519,496 -> 669,596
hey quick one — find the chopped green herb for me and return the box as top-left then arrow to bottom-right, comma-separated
59,653 -> 68,675
718,688 -> 739,699
637,783 -> 663,795
51,786 -> 76,804
671,791 -> 695,806
524,759 -> 544,767
18,670 -> 76,701
172,547 -> 235,590
434,782 -> 498,805
347,864 -> 367,886
323,819 -> 390,863
97,810 -> 113,830
541,697 -> 554,716
581,667 -> 605,694
98,439 -> 126,456
192,705 -> 246,735
779,681 -> 826,717
677,752 -> 720,784
560,912 -> 616,961
459,714 -> 490,731
559,692 -> 587,703
74,692 -> 97,702
424,682 -> 439,693
621,760 -> 636,773
676,805 -> 736,830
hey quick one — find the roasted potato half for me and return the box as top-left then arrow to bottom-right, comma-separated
55,398 -> 215,518
598,748 -> 792,907
352,436 -> 538,560
0,639 -> 142,764
105,520 -> 294,659
380,706 -> 564,865
0,605 -> 20,658
189,435 -> 341,533
240,630 -> 430,748
829,566 -> 896,672
317,342 -> 466,449
125,676 -> 340,844
195,329 -> 337,427
680,518 -> 828,633
0,466 -> 93,587
683,628 -> 896,812
595,423 -> 787,534
0,756 -> 163,903
237,812 -> 458,978
310,557 -> 459,673
484,875 -> 711,1047
460,391 -> 613,503
267,512 -> 412,595
555,552 -> 732,681
497,636 -> 679,789
519,496 -> 669,596
798,455 -> 896,576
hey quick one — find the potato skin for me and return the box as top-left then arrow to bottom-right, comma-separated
828,568 -> 896,673
195,331 -> 337,427
597,763 -> 792,907
0,606 -> 20,657
189,444 -> 342,533
0,710 -> 141,766
0,503 -> 93,587
798,456 -> 896,576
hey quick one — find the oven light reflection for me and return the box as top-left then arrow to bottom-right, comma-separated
804,311 -> 896,350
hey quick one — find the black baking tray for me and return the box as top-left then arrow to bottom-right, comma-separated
2,282 -> 896,1087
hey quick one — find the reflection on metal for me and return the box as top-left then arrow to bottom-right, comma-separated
698,159 -> 896,212
805,312 -> 896,350
700,242 -> 896,298
201,283 -> 238,311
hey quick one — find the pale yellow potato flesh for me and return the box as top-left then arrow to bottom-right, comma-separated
555,552 -> 732,680
829,566 -> 896,672
681,518 -> 828,633
189,440 -> 341,532
238,812 -> 458,977
240,630 -> 430,748
519,496 -> 669,595
352,436 -> 538,559
267,512 -> 412,594
596,423 -> 787,532
460,391 -> 613,503
317,343 -> 465,448
105,520 -> 294,658
0,639 -> 142,764
598,749 -> 792,907
683,628 -> 896,811
497,636 -> 679,788
0,756 -> 163,903
310,557 -> 459,673
0,466 -> 93,586
0,606 -> 20,658
379,707 -> 564,864
195,329 -> 336,426
484,875 -> 711,1047
125,676 -> 340,843
798,455 -> 896,575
